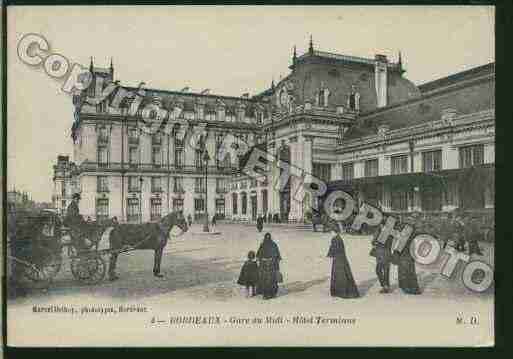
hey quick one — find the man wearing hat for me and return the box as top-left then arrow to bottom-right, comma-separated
65,193 -> 87,250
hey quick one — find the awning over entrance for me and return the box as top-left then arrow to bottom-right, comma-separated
325,163 -> 494,193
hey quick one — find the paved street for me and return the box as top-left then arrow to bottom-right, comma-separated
10,224 -> 493,304
8,224 -> 494,346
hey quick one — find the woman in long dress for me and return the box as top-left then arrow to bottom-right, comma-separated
397,238 -> 421,295
326,224 -> 360,299
256,232 -> 282,299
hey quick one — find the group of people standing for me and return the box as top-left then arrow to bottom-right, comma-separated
370,223 -> 421,295
237,232 -> 282,300
237,218 -> 423,301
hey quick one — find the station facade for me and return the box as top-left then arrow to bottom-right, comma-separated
55,39 -> 495,223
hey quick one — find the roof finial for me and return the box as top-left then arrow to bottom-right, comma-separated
398,50 -> 405,74
309,35 -> 314,54
110,57 -> 114,76
271,77 -> 275,90
89,56 -> 94,71
292,45 -> 297,67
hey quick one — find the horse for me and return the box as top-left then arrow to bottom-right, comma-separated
106,211 -> 188,281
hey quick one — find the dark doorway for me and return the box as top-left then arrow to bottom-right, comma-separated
251,195 -> 257,221
279,144 -> 291,222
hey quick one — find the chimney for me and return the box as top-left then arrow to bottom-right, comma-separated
374,54 -> 388,108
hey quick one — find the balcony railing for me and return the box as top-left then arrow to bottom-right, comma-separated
78,161 -> 238,175
216,188 -> 228,194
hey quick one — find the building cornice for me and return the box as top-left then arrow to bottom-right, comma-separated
336,109 -> 494,154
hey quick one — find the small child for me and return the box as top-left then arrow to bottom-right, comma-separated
237,250 -> 259,297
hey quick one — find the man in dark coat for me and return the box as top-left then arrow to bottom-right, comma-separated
64,193 -> 89,250
453,214 -> 466,252
371,224 -> 392,293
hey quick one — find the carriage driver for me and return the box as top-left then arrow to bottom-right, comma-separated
64,193 -> 88,250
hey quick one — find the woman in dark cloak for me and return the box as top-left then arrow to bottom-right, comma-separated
326,223 -> 360,299
396,237 -> 421,295
256,232 -> 282,299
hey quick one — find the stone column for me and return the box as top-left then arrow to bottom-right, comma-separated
205,130 -> 216,218
288,136 -> 313,222
269,145 -> 280,216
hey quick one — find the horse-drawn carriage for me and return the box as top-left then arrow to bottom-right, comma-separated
7,208 -> 189,290
7,208 -> 109,287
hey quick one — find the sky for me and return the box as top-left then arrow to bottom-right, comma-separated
7,6 -> 495,202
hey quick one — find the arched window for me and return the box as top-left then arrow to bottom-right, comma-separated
348,86 -> 360,111
232,193 -> 238,215
241,192 -> 247,215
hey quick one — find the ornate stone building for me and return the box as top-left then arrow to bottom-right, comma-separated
60,39 -> 494,223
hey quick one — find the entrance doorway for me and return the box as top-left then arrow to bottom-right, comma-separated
251,195 -> 257,221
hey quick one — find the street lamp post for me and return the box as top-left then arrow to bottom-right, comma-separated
203,150 -> 210,232
139,177 -> 144,223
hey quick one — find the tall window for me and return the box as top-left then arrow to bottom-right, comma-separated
96,198 -> 109,221
341,163 -> 354,180
216,178 -> 227,193
215,199 -> 225,219
195,149 -> 204,169
174,139 -> 184,169
205,109 -> 216,122
97,176 -> 109,192
128,127 -> 139,144
129,147 -> 138,167
232,193 -> 238,215
391,155 -> 409,175
152,132 -> 162,145
195,178 -> 205,193
97,146 -> 108,167
422,150 -> 442,172
262,189 -> 268,214
98,126 -> 109,144
151,177 -> 162,193
364,159 -> 379,177
128,176 -> 141,192
150,198 -> 162,221
459,144 -> 484,168
127,198 -> 140,222
241,192 -> 247,215
391,190 -> 408,211
194,198 -> 205,213
313,163 -> 331,183
152,147 -> 162,167
173,177 -> 184,193
172,198 -> 184,211
225,108 -> 236,122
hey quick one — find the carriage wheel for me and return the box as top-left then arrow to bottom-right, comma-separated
20,246 -> 62,284
71,253 -> 106,285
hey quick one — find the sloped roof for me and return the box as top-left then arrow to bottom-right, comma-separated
299,50 -> 401,71
418,63 -> 495,94
343,63 -> 495,141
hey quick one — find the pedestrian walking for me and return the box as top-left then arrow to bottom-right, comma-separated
326,222 -> 360,299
